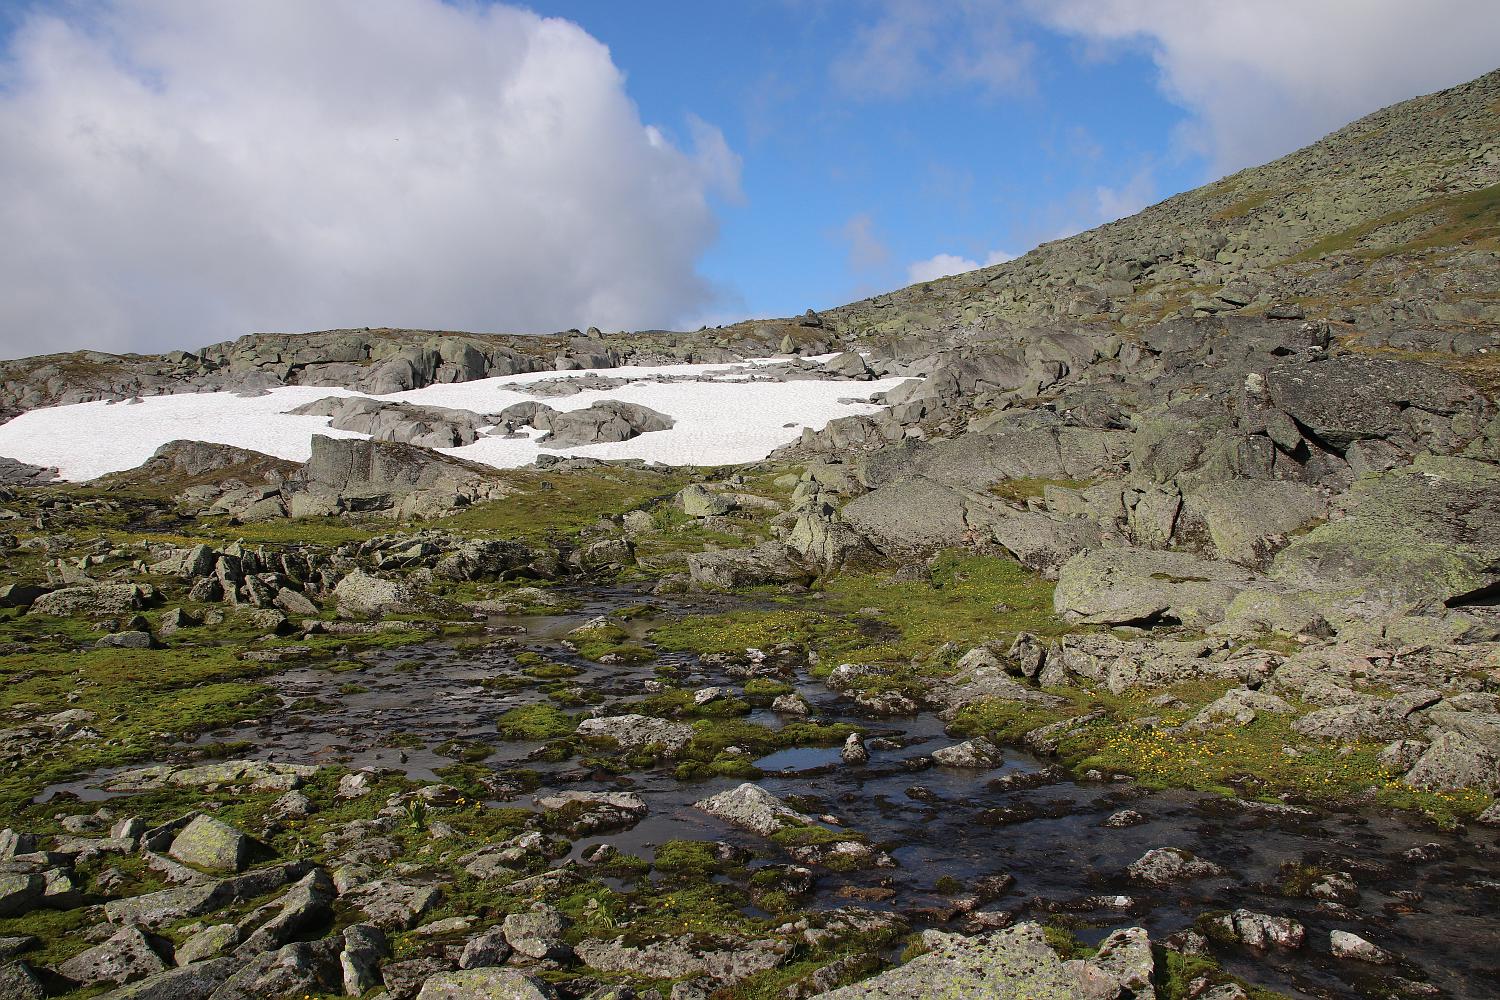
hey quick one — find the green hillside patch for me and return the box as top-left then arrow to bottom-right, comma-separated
1289,181 -> 1500,261
652,551 -> 1069,681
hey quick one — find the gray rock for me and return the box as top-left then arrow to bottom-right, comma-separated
1054,548 -> 1264,627
1207,910 -> 1305,949
0,962 -> 44,1000
0,875 -> 42,918
58,927 -> 169,987
1328,929 -> 1395,964
1126,848 -> 1227,886
416,967 -> 557,1000
458,926 -> 511,970
332,569 -> 424,620
501,905 -> 570,961
840,733 -> 869,765
168,816 -> 258,873
676,484 -> 734,518
94,957 -> 239,1000
694,783 -> 815,837
339,924 -> 388,996
931,737 -> 1003,768
1179,481 -> 1327,567
30,583 -> 148,618
809,922 -> 1153,999
1402,730 -> 1500,794
536,401 -> 673,448
686,544 -> 813,589
174,925 -> 238,966
575,715 -> 694,756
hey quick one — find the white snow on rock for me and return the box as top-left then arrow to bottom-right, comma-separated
0,357 -> 908,480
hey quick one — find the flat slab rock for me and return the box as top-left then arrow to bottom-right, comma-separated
811,923 -> 1154,999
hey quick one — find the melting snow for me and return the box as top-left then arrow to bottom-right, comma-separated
0,357 -> 908,480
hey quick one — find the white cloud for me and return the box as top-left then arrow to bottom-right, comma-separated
1093,167 -> 1156,222
0,0 -> 740,358
906,247 -> 1015,284
1033,0 -> 1500,172
833,1 -> 1034,99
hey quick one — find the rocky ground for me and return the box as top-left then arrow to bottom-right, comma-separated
1,65 -> 1499,1000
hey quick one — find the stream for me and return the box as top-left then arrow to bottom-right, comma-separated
45,586 -> 1500,999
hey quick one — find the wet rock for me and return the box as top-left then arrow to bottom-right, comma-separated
416,967 -> 557,1000
1126,848 -> 1227,887
501,905 -> 570,960
1207,909 -> 1305,950
1329,929 -> 1395,964
1309,873 -> 1359,903
57,926 -> 169,987
534,791 -> 648,835
575,715 -> 694,756
840,734 -> 869,765
1103,810 -> 1146,829
168,816 -> 259,873
694,783 -> 815,836
931,737 -> 1003,768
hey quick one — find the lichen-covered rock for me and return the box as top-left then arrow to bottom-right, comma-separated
415,967 -> 557,1000
1125,848 -> 1227,887
167,816 -> 258,873
809,922 -> 1155,999
931,737 -> 1004,768
1402,730 -> 1500,794
1053,548 -> 1264,627
574,715 -> 693,756
57,927 -> 168,987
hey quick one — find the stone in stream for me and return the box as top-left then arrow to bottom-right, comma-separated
1207,909 -> 1305,950
1329,930 -> 1396,964
575,714 -> 694,756
1125,848 -> 1228,887
931,737 -> 1003,768
840,733 -> 869,765
693,783 -> 815,836
533,791 -> 648,835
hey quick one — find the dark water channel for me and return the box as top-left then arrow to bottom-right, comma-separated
52,587 -> 1500,999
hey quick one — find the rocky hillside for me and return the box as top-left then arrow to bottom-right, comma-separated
826,67 -> 1500,355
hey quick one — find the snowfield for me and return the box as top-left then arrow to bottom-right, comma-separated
0,357 -> 909,481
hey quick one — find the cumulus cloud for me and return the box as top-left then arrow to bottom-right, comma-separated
0,0 -> 740,358
1033,0 -> 1500,172
833,0 -> 1034,99
905,247 -> 1015,284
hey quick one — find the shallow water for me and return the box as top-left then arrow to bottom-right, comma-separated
49,586 -> 1500,999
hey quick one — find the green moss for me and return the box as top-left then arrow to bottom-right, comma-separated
652,552 -> 1067,688
435,466 -> 698,542
495,704 -> 577,741
651,839 -> 733,877
769,824 -> 865,848
742,678 -> 793,699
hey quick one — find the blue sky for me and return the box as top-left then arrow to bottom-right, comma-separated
523,0 -> 1196,319
2,1 -> 1499,355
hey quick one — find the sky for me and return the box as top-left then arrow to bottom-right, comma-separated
1,0 -> 1499,357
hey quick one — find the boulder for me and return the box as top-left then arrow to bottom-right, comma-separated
931,737 -> 1004,768
693,783 -> 815,837
1125,848 -> 1226,886
30,584 -> 148,618
687,544 -> 813,589
57,927 -> 169,987
168,816 -> 259,873
809,922 -> 1154,999
1053,548 -> 1264,627
1179,481 -> 1327,567
92,957 -> 240,999
536,401 -> 673,448
0,962 -> 44,1000
575,715 -> 694,756
676,484 -> 734,518
1402,731 -> 1500,794
332,570 -> 423,620
416,968 -> 557,1000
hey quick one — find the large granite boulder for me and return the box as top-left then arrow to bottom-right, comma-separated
1053,548 -> 1265,627
535,401 -> 673,448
